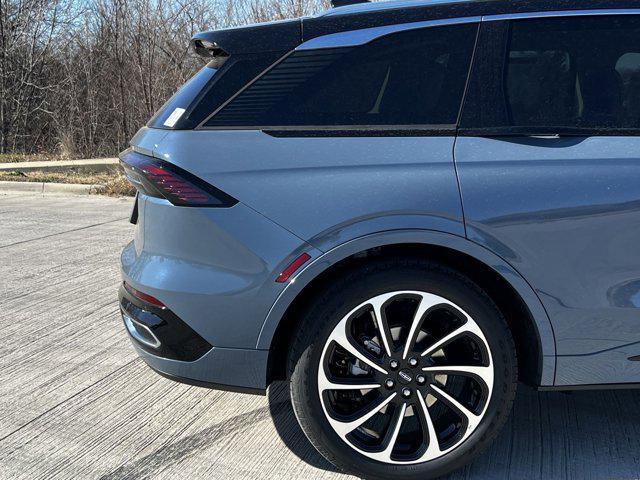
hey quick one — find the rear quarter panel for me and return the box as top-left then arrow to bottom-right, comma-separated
152,130 -> 465,247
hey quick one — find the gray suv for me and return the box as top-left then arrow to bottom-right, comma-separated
118,1 -> 640,478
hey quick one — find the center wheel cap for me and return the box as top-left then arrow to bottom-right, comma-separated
397,369 -> 413,385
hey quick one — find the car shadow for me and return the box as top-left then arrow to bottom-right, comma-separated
268,381 -> 342,473
268,382 -> 640,479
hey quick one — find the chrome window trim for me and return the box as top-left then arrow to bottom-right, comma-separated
296,16 -> 481,50
320,0 -> 475,17
301,9 -> 640,52
483,9 -> 640,22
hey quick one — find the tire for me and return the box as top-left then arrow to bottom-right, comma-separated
288,257 -> 517,480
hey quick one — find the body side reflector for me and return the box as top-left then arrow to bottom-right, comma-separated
276,253 -> 312,283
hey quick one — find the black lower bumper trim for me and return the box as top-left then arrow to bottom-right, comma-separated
119,284 -> 212,362
148,364 -> 266,396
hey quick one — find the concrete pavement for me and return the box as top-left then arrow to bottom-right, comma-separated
0,191 -> 639,479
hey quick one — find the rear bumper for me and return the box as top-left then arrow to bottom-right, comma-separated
119,281 -> 269,392
131,340 -> 269,394
119,195 -> 316,390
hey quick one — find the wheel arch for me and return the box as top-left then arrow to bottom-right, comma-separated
260,230 -> 556,387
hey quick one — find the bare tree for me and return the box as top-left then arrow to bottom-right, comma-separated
0,0 -> 331,158
0,0 -> 78,153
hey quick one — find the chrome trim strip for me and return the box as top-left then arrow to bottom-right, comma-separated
483,9 -> 640,22
123,313 -> 162,349
296,16 -> 481,50
321,0 -> 475,17
301,9 -> 640,49
306,8 -> 640,51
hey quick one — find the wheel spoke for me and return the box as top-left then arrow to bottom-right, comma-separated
420,319 -> 484,358
318,366 -> 381,392
416,392 -> 441,459
401,294 -> 443,359
421,365 -> 493,388
369,296 -> 394,357
372,401 -> 407,462
319,379 -> 382,391
330,393 -> 397,437
330,318 -> 388,374
429,384 -> 481,430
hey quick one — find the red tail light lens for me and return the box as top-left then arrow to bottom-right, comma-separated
123,282 -> 166,308
119,149 -> 237,207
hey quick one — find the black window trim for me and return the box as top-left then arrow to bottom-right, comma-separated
203,124 -> 457,133
455,16 -> 482,130
457,126 -> 640,138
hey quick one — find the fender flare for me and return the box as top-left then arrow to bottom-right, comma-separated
256,229 -> 556,386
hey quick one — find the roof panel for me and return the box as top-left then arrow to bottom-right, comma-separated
192,1 -> 638,57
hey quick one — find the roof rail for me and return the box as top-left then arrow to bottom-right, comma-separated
331,0 -> 370,7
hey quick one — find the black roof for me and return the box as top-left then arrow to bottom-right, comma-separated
304,0 -> 640,39
192,0 -> 639,56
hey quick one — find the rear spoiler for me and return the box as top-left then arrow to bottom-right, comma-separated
190,18 -> 302,57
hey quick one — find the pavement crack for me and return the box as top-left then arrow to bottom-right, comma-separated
0,217 -> 129,249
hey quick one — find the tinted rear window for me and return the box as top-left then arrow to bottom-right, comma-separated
204,23 -> 478,128
148,65 -> 218,129
505,15 -> 640,130
148,52 -> 287,130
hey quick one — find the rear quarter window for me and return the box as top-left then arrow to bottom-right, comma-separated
148,51 -> 287,130
148,65 -> 219,129
203,23 -> 478,129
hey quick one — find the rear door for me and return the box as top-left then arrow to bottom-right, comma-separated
455,13 -> 640,385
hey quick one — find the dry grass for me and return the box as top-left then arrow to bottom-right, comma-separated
0,169 -> 136,197
95,173 -> 137,197
0,153 -> 63,163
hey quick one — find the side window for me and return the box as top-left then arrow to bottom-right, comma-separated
616,52 -> 640,126
204,23 -> 478,129
504,15 -> 640,131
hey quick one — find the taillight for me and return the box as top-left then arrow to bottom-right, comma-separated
123,282 -> 166,308
119,149 -> 237,207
